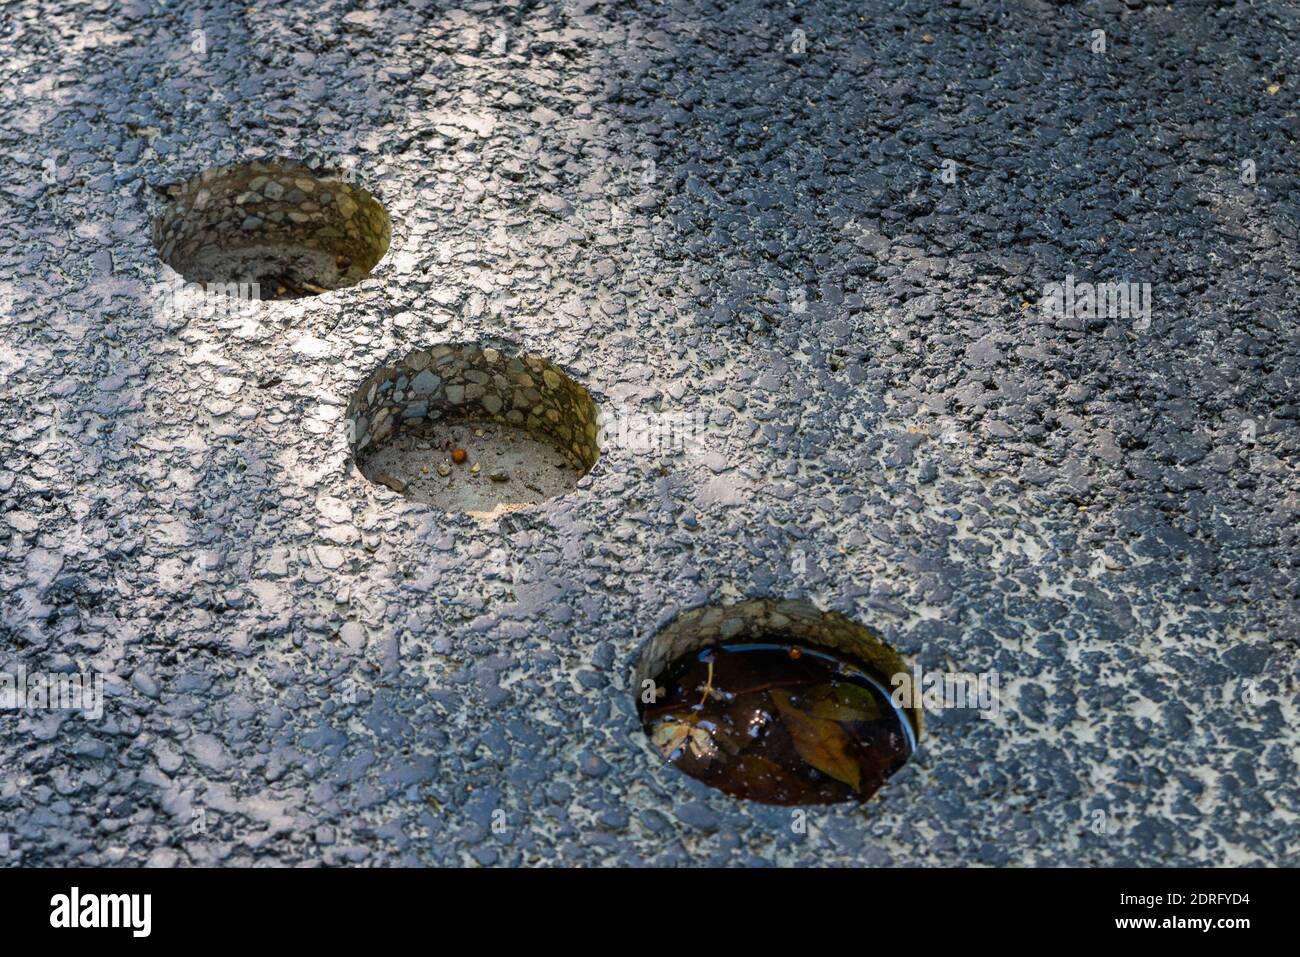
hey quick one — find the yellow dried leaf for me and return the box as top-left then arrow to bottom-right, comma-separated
651,721 -> 692,758
688,726 -> 718,761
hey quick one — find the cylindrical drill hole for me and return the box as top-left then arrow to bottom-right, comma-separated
634,598 -> 921,806
152,159 -> 390,300
347,342 -> 601,520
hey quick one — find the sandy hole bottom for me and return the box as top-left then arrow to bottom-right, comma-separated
357,418 -> 585,520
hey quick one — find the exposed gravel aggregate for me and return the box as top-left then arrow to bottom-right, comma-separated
0,0 -> 1297,866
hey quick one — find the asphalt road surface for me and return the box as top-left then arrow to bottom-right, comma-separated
0,0 -> 1296,866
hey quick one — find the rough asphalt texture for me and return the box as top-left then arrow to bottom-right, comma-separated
1,0 -> 1297,866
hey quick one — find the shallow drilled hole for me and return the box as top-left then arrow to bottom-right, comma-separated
347,342 -> 601,520
152,159 -> 390,300
635,598 -> 920,806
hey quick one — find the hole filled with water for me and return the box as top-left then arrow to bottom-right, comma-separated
635,599 -> 920,805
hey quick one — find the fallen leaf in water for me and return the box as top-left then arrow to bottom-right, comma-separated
652,716 -> 719,764
652,720 -> 692,757
771,690 -> 862,791
687,725 -> 717,761
802,682 -> 881,722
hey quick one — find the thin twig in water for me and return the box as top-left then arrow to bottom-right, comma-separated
643,676 -> 815,719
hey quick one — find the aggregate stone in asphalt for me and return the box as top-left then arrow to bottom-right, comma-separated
0,0 -> 1296,866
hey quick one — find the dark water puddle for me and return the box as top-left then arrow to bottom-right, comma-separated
640,642 -> 916,805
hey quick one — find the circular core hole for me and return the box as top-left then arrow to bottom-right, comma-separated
347,343 -> 601,520
634,598 -> 920,806
152,159 -> 391,300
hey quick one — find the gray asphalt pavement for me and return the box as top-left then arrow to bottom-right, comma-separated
0,0 -> 1296,866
